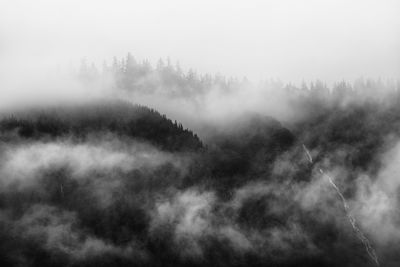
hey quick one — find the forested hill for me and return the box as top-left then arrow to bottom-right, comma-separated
0,100 -> 203,152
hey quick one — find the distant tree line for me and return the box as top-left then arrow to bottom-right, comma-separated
77,53 -> 253,97
75,53 -> 400,104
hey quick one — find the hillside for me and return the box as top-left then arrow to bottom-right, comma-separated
0,100 -> 203,152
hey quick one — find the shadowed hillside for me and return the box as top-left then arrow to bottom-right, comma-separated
0,100 -> 203,152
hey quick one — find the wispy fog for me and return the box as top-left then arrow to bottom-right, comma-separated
1,1 -> 400,267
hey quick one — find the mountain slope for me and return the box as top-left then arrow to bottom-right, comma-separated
0,100 -> 203,152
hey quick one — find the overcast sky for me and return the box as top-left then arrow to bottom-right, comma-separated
1,0 -> 399,84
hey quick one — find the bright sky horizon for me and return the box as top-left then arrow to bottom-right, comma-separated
1,0 -> 399,84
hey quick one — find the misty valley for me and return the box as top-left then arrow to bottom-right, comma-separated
0,55 -> 400,267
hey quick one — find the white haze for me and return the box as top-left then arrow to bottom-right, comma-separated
0,0 -> 399,122
1,0 -> 399,86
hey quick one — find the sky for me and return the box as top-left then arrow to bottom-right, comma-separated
0,0 -> 399,84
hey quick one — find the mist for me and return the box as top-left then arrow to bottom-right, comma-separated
1,1 -> 400,267
1,0 -> 400,82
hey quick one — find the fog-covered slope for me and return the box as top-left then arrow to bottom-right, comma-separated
2,92 -> 400,267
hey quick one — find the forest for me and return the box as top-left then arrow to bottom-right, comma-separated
0,54 -> 400,267
77,54 -> 400,104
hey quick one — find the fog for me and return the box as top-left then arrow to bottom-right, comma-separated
1,0 -> 399,121
1,1 -> 400,267
1,0 -> 399,84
